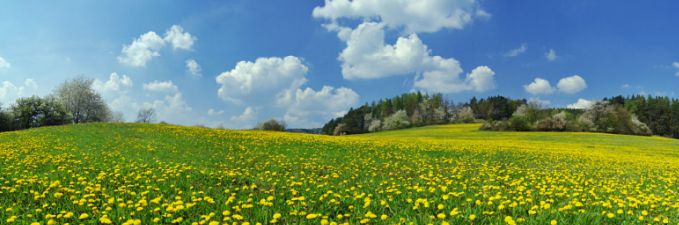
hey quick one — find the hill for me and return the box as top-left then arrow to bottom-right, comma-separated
0,123 -> 677,224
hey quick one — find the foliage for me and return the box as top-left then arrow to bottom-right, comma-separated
55,76 -> 111,123
486,100 -> 656,136
322,92 -> 524,135
254,119 -> 286,131
382,110 -> 410,130
10,96 -> 71,129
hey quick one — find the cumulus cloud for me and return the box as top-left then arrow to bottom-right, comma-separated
556,75 -> 587,94
414,65 -> 495,93
524,78 -> 554,95
545,49 -> 558,61
338,22 -> 429,79
92,73 -> 133,95
215,56 -> 360,128
118,32 -> 165,67
567,98 -> 595,109
164,25 -> 196,50
0,79 -> 39,104
673,62 -> 679,77
524,75 -> 587,95
230,107 -> 256,123
142,92 -> 192,122
0,55 -> 10,69
216,56 -> 308,104
331,22 -> 495,93
504,44 -> 527,57
143,80 -> 179,93
315,1 -> 493,94
92,74 -> 194,124
185,59 -> 202,77
279,86 -> 360,128
312,0 -> 487,33
118,25 -> 196,67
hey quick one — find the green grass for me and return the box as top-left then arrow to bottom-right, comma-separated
0,123 -> 677,225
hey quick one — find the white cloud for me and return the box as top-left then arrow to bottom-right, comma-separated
92,72 -> 133,95
208,108 -> 224,116
556,75 -> 587,94
338,22 -> 429,79
143,80 -> 179,93
142,92 -> 192,123
118,25 -> 196,67
215,56 -> 361,128
524,75 -> 587,95
0,79 -> 39,104
0,55 -> 10,69
117,31 -> 165,67
413,65 -> 495,93
230,107 -> 256,123
567,98 -> 595,109
164,25 -> 196,50
91,73 -> 196,124
673,62 -> 679,77
333,22 -> 495,93
312,0 -> 487,33
317,1 -> 493,94
216,56 -> 308,104
186,59 -> 202,77
279,86 -> 360,128
504,44 -> 527,57
523,78 -> 554,95
545,49 -> 558,61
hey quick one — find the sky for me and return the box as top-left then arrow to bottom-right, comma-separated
0,0 -> 678,128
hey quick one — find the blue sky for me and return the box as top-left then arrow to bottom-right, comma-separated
0,0 -> 678,128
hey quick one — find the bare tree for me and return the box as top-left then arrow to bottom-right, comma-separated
55,76 -> 111,123
136,108 -> 155,123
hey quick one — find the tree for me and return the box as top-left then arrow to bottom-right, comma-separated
0,104 -> 14,131
382,110 -> 410,130
136,108 -> 156,123
55,76 -> 111,123
11,96 -> 70,129
255,119 -> 286,131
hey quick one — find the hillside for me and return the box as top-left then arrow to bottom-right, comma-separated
0,123 -> 678,224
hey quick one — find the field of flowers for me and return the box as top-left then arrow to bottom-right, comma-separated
0,123 -> 678,225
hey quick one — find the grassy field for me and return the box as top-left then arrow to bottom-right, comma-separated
0,123 -> 678,225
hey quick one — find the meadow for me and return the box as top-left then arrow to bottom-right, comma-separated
0,123 -> 678,225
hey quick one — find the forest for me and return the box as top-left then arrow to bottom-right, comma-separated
322,93 -> 679,138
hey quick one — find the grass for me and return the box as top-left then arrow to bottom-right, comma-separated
0,123 -> 677,225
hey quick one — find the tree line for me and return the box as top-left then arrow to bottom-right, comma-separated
322,92 -> 679,139
321,92 -> 525,135
482,95 -> 679,138
0,76 -> 158,132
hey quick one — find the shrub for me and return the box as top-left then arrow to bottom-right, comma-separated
255,119 -> 286,132
509,116 -> 531,131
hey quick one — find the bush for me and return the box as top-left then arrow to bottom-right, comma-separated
255,119 -> 286,132
509,116 -> 531,131
480,120 -> 509,131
